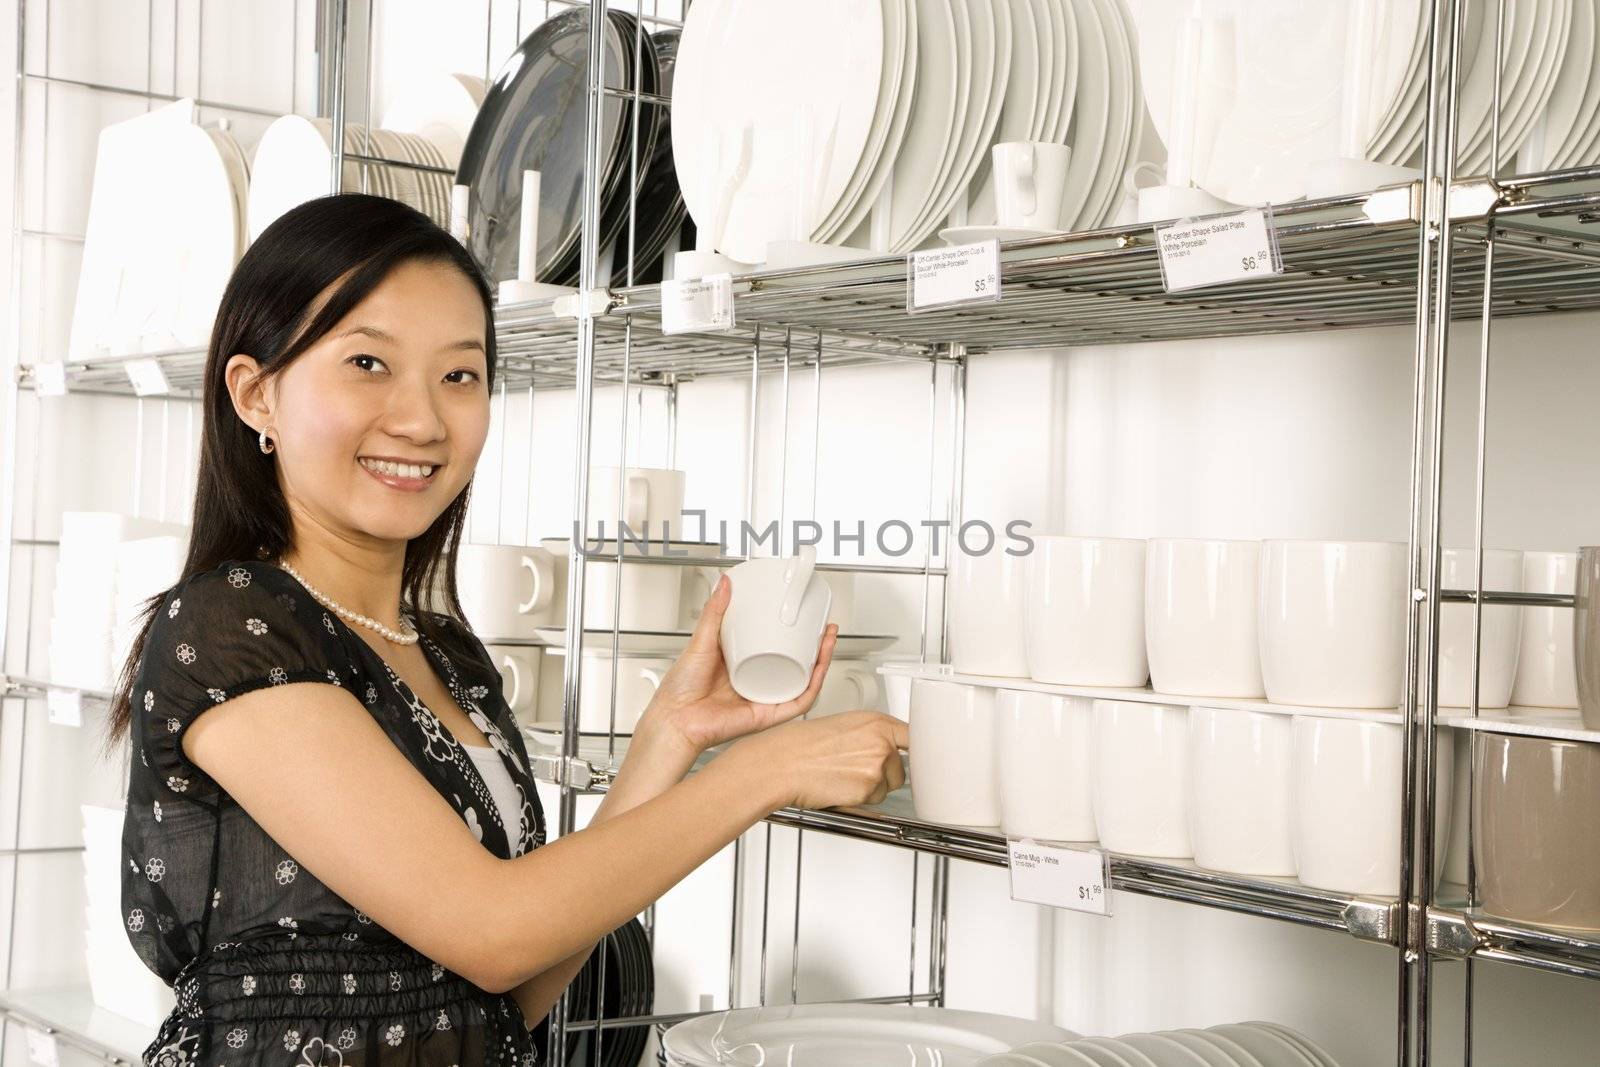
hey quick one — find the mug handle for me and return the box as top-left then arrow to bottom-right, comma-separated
624,473 -> 650,533
1009,143 -> 1038,215
639,666 -> 665,697
517,554 -> 549,614
1123,159 -> 1166,204
500,653 -> 523,710
778,545 -> 818,626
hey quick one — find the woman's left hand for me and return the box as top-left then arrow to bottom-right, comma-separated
637,573 -> 838,754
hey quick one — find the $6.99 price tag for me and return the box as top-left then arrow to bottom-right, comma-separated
1007,837 -> 1112,916
1154,206 -> 1283,292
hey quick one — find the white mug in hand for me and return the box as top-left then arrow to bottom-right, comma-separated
992,141 -> 1071,230
720,545 -> 833,704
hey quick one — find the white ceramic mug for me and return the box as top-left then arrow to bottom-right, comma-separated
586,466 -> 686,540
457,543 -> 559,637
1025,537 -> 1148,687
1291,715 -> 1454,895
486,643 -> 541,719
1145,538 -> 1264,698
1188,705 -> 1295,876
721,545 -> 833,704
997,690 -> 1096,842
992,141 -> 1072,230
1258,539 -> 1408,708
1511,550 -> 1579,709
948,548 -> 1030,677
909,679 -> 1000,827
810,660 -> 883,718
1437,548 -> 1523,709
577,650 -> 670,734
1091,699 -> 1191,858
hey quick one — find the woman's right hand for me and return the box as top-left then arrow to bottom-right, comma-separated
726,710 -> 910,812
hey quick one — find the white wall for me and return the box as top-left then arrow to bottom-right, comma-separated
7,2 -> 1600,1065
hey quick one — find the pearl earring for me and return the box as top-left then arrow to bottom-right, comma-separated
259,428 -> 275,455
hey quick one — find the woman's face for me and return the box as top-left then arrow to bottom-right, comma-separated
242,259 -> 491,548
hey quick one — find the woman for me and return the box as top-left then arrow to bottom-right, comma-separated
103,193 -> 909,1067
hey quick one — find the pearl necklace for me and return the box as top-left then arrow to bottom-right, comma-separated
275,558 -> 419,645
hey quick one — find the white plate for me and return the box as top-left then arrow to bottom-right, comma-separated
378,71 -> 486,169
1120,1033 -> 1211,1067
1059,0 -> 1112,227
1013,1042 -> 1103,1066
1080,1038 -> 1158,1067
939,223 -> 1065,243
534,627 -> 898,658
169,123 -> 247,350
823,0 -> 918,245
883,0 -> 963,249
893,0 -> 977,251
1159,1032 -> 1235,1067
1045,0 -> 1081,145
1545,0 -> 1600,166
1210,1024 -> 1317,1067
1242,1023 -> 1338,1067
964,0 -> 1047,226
1082,0 -> 1139,228
1180,1030 -> 1266,1067
673,0 -> 885,262
1465,0 -> 1571,173
1064,1040 -> 1140,1067
661,1003 -> 1078,1067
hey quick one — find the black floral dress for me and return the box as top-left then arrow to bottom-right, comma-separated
122,558 -> 548,1067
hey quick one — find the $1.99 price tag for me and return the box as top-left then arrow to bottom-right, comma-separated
907,239 -> 1001,313
1154,206 -> 1283,292
1007,837 -> 1112,916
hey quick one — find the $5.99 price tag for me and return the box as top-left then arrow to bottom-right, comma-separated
907,239 -> 1001,313
1154,206 -> 1283,292
1007,837 -> 1112,917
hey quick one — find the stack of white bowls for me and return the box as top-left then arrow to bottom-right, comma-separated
82,805 -> 176,1027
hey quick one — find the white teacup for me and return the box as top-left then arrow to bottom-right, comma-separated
457,543 -> 559,638
1258,539 -> 1407,708
577,650 -> 670,734
1188,705 -> 1294,876
1511,550 -> 1579,709
486,644 -> 541,719
1145,538 -> 1263,698
1292,715 -> 1454,895
1024,537 -> 1148,687
586,466 -> 686,540
948,548 -> 1030,677
909,679 -> 1000,827
1437,547 -> 1523,709
1091,699 -> 1191,858
721,545 -> 833,704
992,141 -> 1072,230
809,660 -> 883,718
996,690 -> 1095,842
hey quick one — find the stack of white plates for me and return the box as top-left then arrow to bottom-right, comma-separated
378,71 -> 487,170
82,804 -> 176,1028
978,1021 -> 1341,1066
661,1003 -> 1079,1066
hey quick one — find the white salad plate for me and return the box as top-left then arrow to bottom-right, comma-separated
378,71 -> 486,169
1541,0 -> 1599,167
819,0 -> 915,241
1058,0 -> 1112,227
883,0 -> 963,248
963,0 -> 1046,225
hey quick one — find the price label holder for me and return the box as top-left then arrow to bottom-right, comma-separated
125,357 -> 171,397
1154,205 -> 1284,292
661,273 -> 735,335
46,687 -> 83,728
1006,836 -> 1112,917
907,239 -> 1001,313
33,361 -> 67,397
25,1025 -> 60,1067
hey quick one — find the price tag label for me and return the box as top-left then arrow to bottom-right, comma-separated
907,240 -> 1001,312
46,687 -> 83,728
25,1026 -> 60,1067
1154,206 -> 1283,292
33,362 -> 67,397
661,274 -> 735,335
125,357 -> 171,397
1007,837 -> 1112,916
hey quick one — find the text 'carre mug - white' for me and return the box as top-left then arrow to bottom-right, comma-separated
720,545 -> 834,704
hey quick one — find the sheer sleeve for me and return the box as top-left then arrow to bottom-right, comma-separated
133,560 -> 356,803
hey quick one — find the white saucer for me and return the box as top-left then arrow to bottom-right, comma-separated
939,224 -> 1065,245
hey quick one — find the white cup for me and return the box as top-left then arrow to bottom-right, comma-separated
909,679 -> 1000,827
586,466 -> 686,540
1091,699 -> 1191,858
721,545 -> 833,704
997,690 -> 1095,842
545,538 -> 720,632
1259,539 -> 1408,708
1188,705 -> 1295,876
992,141 -> 1072,230
1025,537 -> 1148,687
1511,550 -> 1579,709
457,543 -> 559,637
1145,538 -> 1263,698
948,548 -> 1030,677
810,660 -> 883,718
1438,548 -> 1523,709
486,643 -> 541,719
1291,715 -> 1454,895
577,650 -> 670,734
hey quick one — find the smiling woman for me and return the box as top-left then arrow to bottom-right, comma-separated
98,193 -> 909,1067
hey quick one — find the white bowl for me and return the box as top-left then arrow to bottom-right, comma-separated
1145,538 -> 1264,698
1188,705 -> 1296,877
910,679 -> 1000,827
996,690 -> 1096,842
1091,699 -> 1191,858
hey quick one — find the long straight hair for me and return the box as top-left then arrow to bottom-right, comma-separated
102,193 -> 498,754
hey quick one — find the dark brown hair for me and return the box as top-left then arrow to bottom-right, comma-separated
102,192 -> 497,754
